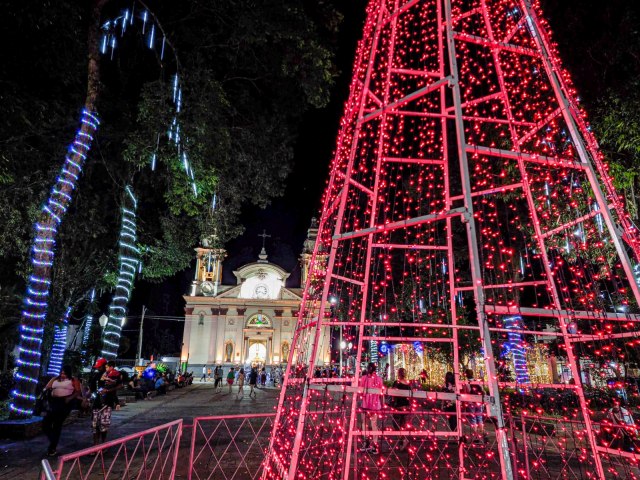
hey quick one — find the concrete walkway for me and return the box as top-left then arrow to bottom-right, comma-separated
0,382 -> 280,479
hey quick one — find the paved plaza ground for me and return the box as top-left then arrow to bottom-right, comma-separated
0,381 -> 280,479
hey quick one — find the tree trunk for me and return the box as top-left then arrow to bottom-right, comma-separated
10,0 -> 108,418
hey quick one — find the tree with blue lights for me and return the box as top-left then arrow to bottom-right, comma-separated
5,0 -> 340,418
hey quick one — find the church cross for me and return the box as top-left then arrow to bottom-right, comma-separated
258,229 -> 271,249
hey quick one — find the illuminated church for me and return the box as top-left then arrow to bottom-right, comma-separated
181,220 -> 330,370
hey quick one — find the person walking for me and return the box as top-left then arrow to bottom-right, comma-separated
201,365 -> 208,383
462,369 -> 486,444
605,400 -> 637,451
214,366 -> 223,391
248,367 -> 258,398
359,362 -> 383,454
42,365 -> 78,456
443,371 -> 457,432
391,367 -> 412,452
260,367 -> 267,387
236,368 -> 246,399
227,367 -> 235,394
89,359 -> 121,447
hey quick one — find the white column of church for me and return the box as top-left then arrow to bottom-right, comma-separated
244,337 -> 249,364
216,312 -> 226,364
267,337 -> 272,365
182,314 -> 193,368
209,309 -> 218,365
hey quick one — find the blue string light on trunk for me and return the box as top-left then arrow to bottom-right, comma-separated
502,315 -> 531,385
10,109 -> 100,418
81,288 -> 96,365
47,308 -> 71,376
101,186 -> 139,359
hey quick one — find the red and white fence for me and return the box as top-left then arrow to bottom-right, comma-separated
40,419 -> 182,480
40,412 -> 640,480
188,413 -> 275,480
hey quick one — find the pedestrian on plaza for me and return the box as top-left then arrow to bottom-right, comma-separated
605,399 -> 637,451
442,371 -> 457,431
201,365 -> 208,383
248,367 -> 258,398
236,368 -> 246,399
462,369 -> 486,444
391,367 -> 412,452
104,362 -> 123,410
42,365 -> 79,456
227,367 -> 235,393
358,362 -> 383,454
260,367 -> 267,387
89,359 -> 121,447
214,366 -> 223,391
207,367 -> 212,381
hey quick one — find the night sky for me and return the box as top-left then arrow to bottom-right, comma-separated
126,0 -> 640,356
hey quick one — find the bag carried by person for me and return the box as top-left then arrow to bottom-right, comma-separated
35,389 -> 52,415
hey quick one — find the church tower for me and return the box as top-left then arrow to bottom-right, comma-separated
189,202 -> 226,297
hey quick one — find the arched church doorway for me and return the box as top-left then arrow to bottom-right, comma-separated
248,341 -> 267,364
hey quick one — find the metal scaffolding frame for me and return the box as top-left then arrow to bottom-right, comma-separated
264,1 -> 640,479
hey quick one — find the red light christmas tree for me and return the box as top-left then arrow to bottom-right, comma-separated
264,1 -> 640,479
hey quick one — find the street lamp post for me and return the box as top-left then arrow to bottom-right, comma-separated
97,314 -> 108,360
136,305 -> 146,366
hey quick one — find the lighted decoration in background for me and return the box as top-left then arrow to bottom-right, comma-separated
155,362 -> 168,374
265,1 -> 640,478
369,339 -> 378,365
101,186 -> 139,360
81,288 -> 97,364
100,5 -> 198,197
502,316 -> 531,385
10,109 -> 99,418
47,308 -> 71,376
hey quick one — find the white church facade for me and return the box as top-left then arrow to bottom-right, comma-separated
180,220 -> 331,371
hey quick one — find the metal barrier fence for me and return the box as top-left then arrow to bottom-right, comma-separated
188,413 -> 276,480
39,412 -> 640,480
40,419 -> 182,480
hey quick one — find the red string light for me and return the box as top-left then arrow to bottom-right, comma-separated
263,1 -> 640,479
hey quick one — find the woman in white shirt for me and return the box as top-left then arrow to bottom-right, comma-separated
42,365 -> 78,456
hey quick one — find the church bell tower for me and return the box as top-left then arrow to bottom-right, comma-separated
190,198 -> 226,297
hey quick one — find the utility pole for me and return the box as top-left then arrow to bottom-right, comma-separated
136,305 -> 146,366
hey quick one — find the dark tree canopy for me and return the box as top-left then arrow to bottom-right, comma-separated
0,0 -> 341,335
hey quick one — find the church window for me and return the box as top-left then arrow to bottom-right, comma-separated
246,313 -> 272,328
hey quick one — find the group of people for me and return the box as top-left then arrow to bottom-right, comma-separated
357,364 -> 488,454
127,369 -> 193,399
40,358 -> 196,457
40,359 -> 122,456
200,364 -> 283,396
